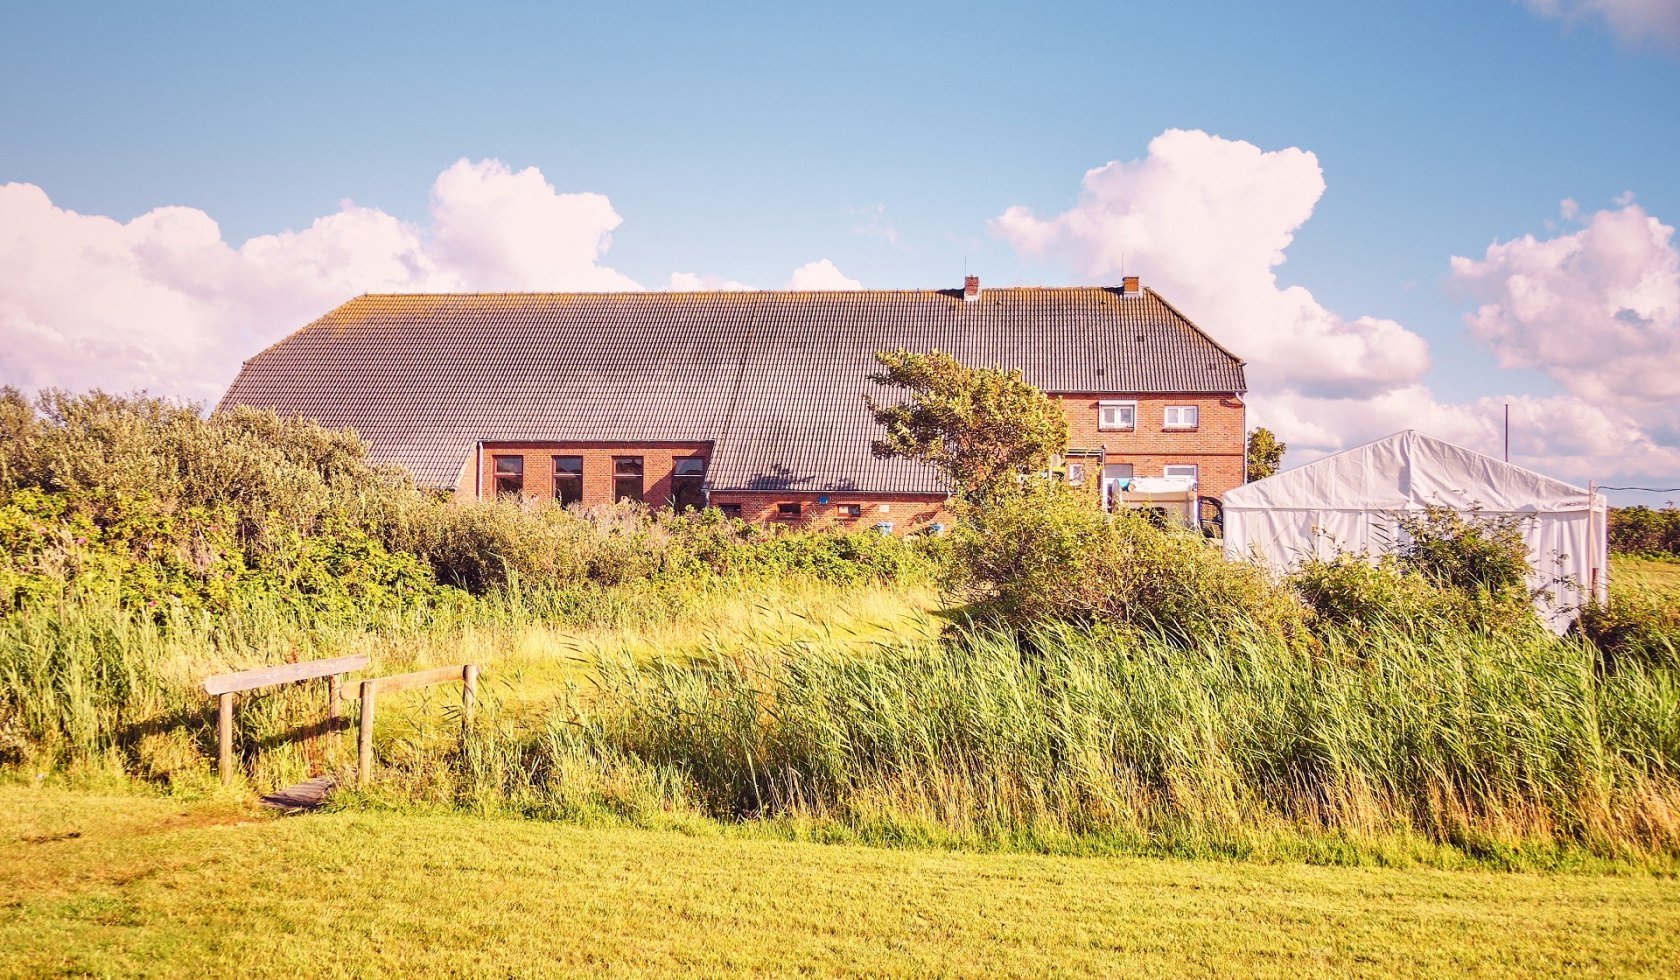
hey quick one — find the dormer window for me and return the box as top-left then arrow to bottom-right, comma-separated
1098,401 -> 1137,431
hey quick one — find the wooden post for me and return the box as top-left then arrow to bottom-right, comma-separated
327,673 -> 343,754
357,679 -> 377,789
462,664 -> 479,734
217,692 -> 234,786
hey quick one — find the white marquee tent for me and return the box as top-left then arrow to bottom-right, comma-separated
1222,430 -> 1608,631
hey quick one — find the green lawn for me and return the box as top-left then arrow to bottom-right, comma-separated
3,787 -> 1677,978
1614,554 -> 1680,593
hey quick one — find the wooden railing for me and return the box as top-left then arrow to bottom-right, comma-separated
201,654 -> 369,786
341,664 -> 481,788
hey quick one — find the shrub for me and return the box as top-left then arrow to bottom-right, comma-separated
1395,505 -> 1530,596
951,478 -> 1305,646
1609,506 -> 1680,559
1290,550 -> 1545,646
1578,586 -> 1680,673
0,390 -> 933,613
1291,553 -> 1466,643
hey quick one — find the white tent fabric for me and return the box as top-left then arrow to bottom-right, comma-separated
1222,430 -> 1608,632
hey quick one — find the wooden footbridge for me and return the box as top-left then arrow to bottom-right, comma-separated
202,656 -> 482,810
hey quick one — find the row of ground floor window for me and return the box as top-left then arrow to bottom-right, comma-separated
478,450 -> 1219,533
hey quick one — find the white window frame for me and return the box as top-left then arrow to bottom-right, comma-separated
1163,405 -> 1199,429
1162,464 -> 1199,488
1098,400 -> 1137,431
1065,462 -> 1087,486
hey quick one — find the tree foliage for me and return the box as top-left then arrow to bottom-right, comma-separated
866,349 -> 1068,499
1608,506 -> 1680,558
1246,427 -> 1286,482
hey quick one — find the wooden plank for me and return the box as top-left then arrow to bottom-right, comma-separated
203,654 -> 369,696
340,664 -> 471,699
259,774 -> 336,812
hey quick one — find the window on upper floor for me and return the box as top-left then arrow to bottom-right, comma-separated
613,456 -> 644,503
1164,405 -> 1199,429
553,455 -> 583,505
1098,401 -> 1137,431
493,456 -> 524,497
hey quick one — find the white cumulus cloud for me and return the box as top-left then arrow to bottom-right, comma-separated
992,129 -> 1431,399
668,271 -> 752,291
1451,202 -> 1680,404
1519,0 -> 1680,49
992,128 -> 1680,482
0,160 -> 638,401
785,259 -> 863,290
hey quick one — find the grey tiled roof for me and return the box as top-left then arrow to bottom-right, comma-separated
218,287 -> 1246,494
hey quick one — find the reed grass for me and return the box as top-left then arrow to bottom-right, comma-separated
439,614 -> 1680,870
5,560 -> 1678,871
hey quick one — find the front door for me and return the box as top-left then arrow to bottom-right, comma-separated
1101,463 -> 1134,512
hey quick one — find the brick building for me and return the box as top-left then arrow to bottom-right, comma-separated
219,277 -> 1247,533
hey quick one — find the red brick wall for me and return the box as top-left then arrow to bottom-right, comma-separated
455,388 -> 1244,526
1052,392 -> 1246,499
462,442 -> 711,508
708,491 -> 949,536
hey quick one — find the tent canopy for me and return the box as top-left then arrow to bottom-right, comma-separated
1222,430 -> 1598,516
1222,430 -> 1608,631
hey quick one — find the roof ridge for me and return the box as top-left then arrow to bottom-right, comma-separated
351,285 -> 1138,299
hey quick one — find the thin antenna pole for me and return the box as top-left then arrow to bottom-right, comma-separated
1503,403 -> 1510,462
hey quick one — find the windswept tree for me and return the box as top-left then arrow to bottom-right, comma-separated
1246,427 -> 1287,482
866,349 -> 1068,499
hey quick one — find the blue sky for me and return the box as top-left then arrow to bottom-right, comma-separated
3,1 -> 1678,498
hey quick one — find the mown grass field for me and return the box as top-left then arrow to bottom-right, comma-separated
1615,555 -> 1680,592
4,786 -> 1678,978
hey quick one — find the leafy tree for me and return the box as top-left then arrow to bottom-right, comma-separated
1246,427 -> 1286,482
866,349 -> 1068,498
1608,505 -> 1680,558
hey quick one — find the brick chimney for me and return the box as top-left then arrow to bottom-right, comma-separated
1121,276 -> 1140,295
963,275 -> 981,302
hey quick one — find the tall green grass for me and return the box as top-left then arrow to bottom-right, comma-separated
449,620 -> 1680,869
0,574 -> 932,791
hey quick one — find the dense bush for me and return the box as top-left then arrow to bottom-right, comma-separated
0,389 -> 932,617
1610,506 -> 1680,559
1394,505 -> 1532,599
950,478 -> 1306,646
1578,583 -> 1680,673
1291,507 -> 1540,642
